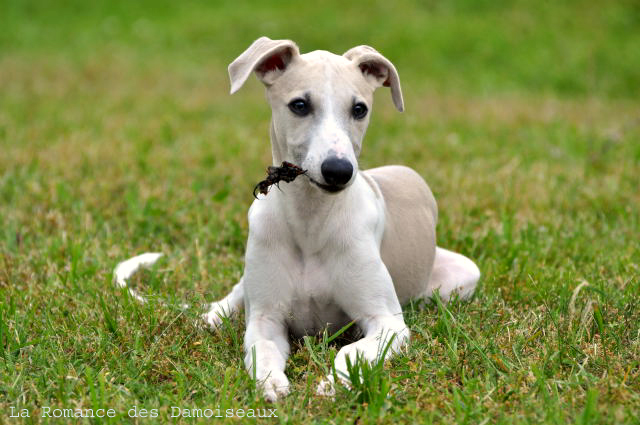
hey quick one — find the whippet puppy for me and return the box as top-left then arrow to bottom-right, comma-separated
116,37 -> 480,402
201,37 -> 480,401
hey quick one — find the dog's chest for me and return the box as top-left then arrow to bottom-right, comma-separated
284,253 -> 350,337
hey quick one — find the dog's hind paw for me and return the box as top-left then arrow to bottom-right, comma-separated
316,376 -> 336,397
200,302 -> 231,330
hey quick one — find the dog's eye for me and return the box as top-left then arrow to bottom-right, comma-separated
352,102 -> 368,120
288,99 -> 311,117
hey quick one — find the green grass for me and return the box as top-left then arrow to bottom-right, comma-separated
1,0 -> 639,423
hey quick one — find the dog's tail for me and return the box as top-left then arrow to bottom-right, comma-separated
113,252 -> 188,309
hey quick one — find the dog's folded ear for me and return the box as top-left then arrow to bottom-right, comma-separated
229,37 -> 300,94
343,46 -> 404,112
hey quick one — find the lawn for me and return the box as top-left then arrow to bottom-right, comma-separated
1,0 -> 639,423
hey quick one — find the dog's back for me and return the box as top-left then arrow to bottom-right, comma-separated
364,165 -> 438,305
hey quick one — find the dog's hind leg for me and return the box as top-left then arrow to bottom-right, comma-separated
202,279 -> 245,330
425,247 -> 480,302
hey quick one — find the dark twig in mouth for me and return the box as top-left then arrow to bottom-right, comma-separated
253,161 -> 308,198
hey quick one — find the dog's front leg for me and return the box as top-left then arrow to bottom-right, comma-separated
244,313 -> 290,402
239,200 -> 297,402
317,255 -> 409,396
316,315 -> 409,396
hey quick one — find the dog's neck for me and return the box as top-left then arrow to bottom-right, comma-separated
269,122 -> 284,166
277,176 -> 351,253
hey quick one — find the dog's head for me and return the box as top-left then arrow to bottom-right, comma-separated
229,37 -> 404,193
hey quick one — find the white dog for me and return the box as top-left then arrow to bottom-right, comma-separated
115,37 -> 480,402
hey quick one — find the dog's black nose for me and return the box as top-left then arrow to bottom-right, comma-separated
321,157 -> 353,187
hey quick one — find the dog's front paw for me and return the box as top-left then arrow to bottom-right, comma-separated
200,302 -> 230,330
259,371 -> 290,403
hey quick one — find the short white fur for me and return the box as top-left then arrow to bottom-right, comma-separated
115,37 -> 480,402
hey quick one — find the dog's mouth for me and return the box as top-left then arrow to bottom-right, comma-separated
308,177 -> 348,193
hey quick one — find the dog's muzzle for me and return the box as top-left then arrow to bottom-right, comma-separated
315,157 -> 353,192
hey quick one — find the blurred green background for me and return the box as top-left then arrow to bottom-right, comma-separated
2,0 -> 640,96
